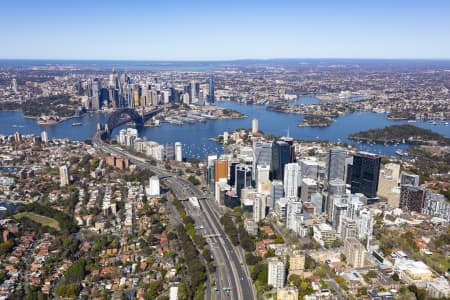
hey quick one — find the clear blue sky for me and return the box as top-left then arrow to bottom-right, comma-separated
1,0 -> 449,60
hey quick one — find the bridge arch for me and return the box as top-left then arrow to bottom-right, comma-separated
106,108 -> 144,131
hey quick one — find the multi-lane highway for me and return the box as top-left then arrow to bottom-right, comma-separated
93,130 -> 256,300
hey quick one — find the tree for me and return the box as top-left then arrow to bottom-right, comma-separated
188,175 -> 200,185
55,284 -> 80,298
305,254 -> 317,270
245,253 -> 260,265
289,274 -> 314,298
239,225 -> 255,252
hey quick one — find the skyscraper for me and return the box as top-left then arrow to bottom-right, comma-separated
40,131 -> 48,143
253,194 -> 267,222
252,119 -> 259,134
301,178 -> 317,203
59,165 -> 69,187
269,180 -> 284,210
235,164 -> 252,198
214,159 -> 229,182
208,76 -> 215,104
271,141 -> 290,180
256,164 -> 270,192
164,143 -> 175,161
350,152 -> 381,199
91,79 -> 100,110
326,147 -> 347,182
175,142 -> 182,162
11,78 -> 17,93
284,163 -> 300,200
190,80 -> 200,103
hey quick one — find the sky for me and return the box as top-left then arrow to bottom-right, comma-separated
1,0 -> 450,60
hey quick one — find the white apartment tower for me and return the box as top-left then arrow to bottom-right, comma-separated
59,165 -> 69,187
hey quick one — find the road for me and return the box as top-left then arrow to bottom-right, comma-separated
93,130 -> 256,300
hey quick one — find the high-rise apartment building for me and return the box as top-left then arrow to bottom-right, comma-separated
377,163 -> 401,207
40,131 -> 48,143
289,251 -> 305,276
59,165 -> 69,187
301,178 -> 317,203
175,142 -> 182,162
343,237 -> 366,268
253,194 -> 267,222
400,185 -> 426,212
268,257 -> 286,289
252,118 -> 259,134
422,192 -> 450,222
269,180 -> 284,210
284,163 -> 300,200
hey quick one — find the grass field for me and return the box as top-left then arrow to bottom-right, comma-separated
14,212 -> 61,231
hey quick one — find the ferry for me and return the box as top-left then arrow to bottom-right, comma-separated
71,122 -> 82,127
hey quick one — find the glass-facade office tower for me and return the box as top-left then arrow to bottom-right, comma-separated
326,147 -> 347,182
350,152 -> 381,199
271,141 -> 291,181
235,164 -> 252,198
208,76 -> 215,103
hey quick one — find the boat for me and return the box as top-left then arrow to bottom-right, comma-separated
71,122 -> 82,127
395,150 -> 408,156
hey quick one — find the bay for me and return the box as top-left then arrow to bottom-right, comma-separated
1,96 -> 449,159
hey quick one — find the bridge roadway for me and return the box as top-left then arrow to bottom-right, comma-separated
104,107 -> 164,134
92,130 -> 256,300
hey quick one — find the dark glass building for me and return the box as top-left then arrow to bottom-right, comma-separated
399,185 -> 426,212
271,141 -> 291,180
350,152 -> 381,199
208,76 -> 215,103
235,164 -> 252,198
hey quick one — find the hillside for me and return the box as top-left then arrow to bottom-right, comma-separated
348,124 -> 450,146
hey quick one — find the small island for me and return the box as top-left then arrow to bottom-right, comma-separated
298,115 -> 334,127
348,124 -> 450,146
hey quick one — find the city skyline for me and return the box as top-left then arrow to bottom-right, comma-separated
1,0 -> 450,60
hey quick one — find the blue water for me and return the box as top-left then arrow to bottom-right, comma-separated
1,96 -> 449,159
0,112 -> 109,141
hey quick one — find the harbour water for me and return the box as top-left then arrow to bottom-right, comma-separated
1,96 -> 449,159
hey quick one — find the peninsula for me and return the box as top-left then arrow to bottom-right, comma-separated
348,124 -> 450,146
